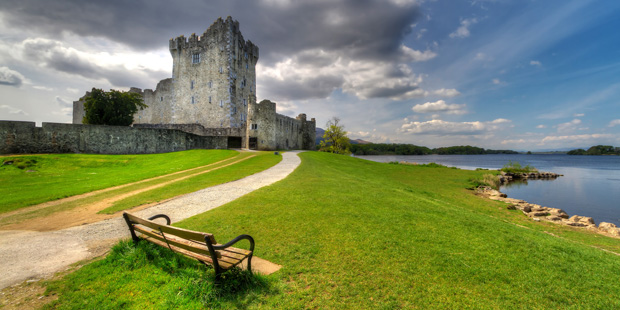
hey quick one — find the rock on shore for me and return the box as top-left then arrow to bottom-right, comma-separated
476,186 -> 620,238
498,171 -> 563,185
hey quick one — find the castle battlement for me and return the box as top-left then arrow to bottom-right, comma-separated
169,16 -> 259,59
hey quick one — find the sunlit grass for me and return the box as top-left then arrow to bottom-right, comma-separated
0,150 -> 237,213
45,152 -> 620,309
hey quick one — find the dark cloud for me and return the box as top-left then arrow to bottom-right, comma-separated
260,73 -> 344,101
1,0 -> 423,100
20,38 -> 167,89
0,0 -> 419,63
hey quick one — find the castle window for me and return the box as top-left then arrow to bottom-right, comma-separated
246,63 -> 249,70
251,124 -> 258,130
192,53 -> 200,64
243,99 -> 247,106
208,81 -> 212,88
220,100 -> 223,107
191,96 -> 195,104
233,106 -> 237,114
219,66 -> 223,73
160,97 -> 163,102
209,96 -> 212,103
244,52 -> 248,59
190,80 -> 194,89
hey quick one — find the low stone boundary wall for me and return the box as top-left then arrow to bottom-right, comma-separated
0,121 -> 227,155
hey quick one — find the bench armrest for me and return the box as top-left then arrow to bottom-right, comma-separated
212,234 -> 255,253
148,214 -> 171,225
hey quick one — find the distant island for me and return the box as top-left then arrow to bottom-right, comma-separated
567,145 -> 620,156
350,144 -> 518,156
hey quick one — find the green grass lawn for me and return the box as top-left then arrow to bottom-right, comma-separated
0,150 -> 237,214
43,152 -> 620,309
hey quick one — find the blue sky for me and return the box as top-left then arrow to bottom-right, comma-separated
0,0 -> 619,151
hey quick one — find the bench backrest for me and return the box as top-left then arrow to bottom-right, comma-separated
124,212 -> 216,244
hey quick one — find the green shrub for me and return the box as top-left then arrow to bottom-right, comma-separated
501,161 -> 537,174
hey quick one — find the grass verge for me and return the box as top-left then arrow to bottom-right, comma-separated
99,152 -> 282,214
43,152 -> 620,309
0,150 -> 237,214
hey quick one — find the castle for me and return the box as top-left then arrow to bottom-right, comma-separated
73,17 -> 316,151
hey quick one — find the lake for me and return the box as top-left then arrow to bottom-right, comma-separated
356,154 -> 620,226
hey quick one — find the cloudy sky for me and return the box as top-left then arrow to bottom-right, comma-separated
1,0 -> 619,151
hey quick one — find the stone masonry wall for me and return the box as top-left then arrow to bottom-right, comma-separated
70,17 -> 315,152
0,121 -> 226,155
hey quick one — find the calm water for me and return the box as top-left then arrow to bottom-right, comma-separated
357,154 -> 620,226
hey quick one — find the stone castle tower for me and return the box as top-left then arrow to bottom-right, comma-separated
74,16 -> 315,151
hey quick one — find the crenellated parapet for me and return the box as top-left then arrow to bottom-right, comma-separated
169,16 -> 259,59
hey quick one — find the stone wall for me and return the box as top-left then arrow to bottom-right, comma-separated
0,121 -> 226,155
70,17 -> 315,152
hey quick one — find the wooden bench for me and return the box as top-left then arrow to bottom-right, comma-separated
122,212 -> 254,276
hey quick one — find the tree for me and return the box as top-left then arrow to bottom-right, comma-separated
82,88 -> 147,126
319,117 -> 351,155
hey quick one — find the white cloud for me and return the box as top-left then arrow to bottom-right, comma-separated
555,118 -> 582,133
412,100 -> 467,115
536,124 -> 546,129
609,119 -> 620,127
399,118 -> 511,135
492,78 -> 501,85
11,38 -> 168,88
0,66 -> 26,87
399,45 -> 437,62
33,85 -> 54,91
449,18 -> 478,38
258,50 -> 429,101
530,60 -> 542,66
541,134 -> 613,143
416,28 -> 427,39
431,88 -> 461,97
573,113 -> 585,117
0,104 -> 27,115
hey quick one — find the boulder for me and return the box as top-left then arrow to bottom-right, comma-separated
548,208 -> 569,219
522,205 -> 532,213
569,215 -> 595,225
598,222 -> 620,236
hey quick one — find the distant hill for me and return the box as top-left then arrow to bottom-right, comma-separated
350,139 -> 372,145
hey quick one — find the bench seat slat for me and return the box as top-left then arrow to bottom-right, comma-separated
125,213 -> 216,244
134,225 -> 221,259
134,226 -> 249,270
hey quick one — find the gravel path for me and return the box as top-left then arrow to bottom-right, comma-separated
0,151 -> 302,290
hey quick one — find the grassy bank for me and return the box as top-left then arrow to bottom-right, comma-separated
0,150 -> 237,214
44,152 -> 620,309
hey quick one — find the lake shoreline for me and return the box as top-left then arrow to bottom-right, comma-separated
476,186 -> 620,239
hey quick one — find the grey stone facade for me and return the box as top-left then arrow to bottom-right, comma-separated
0,121 -> 226,155
73,16 -> 315,151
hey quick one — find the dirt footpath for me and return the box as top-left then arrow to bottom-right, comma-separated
0,151 -> 302,290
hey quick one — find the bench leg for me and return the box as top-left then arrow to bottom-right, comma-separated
246,254 -> 253,273
122,213 -> 140,243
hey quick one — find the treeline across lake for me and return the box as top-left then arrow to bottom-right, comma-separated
350,144 -> 518,156
567,145 -> 620,155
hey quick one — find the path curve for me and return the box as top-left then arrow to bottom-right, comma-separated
0,151 -> 303,290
